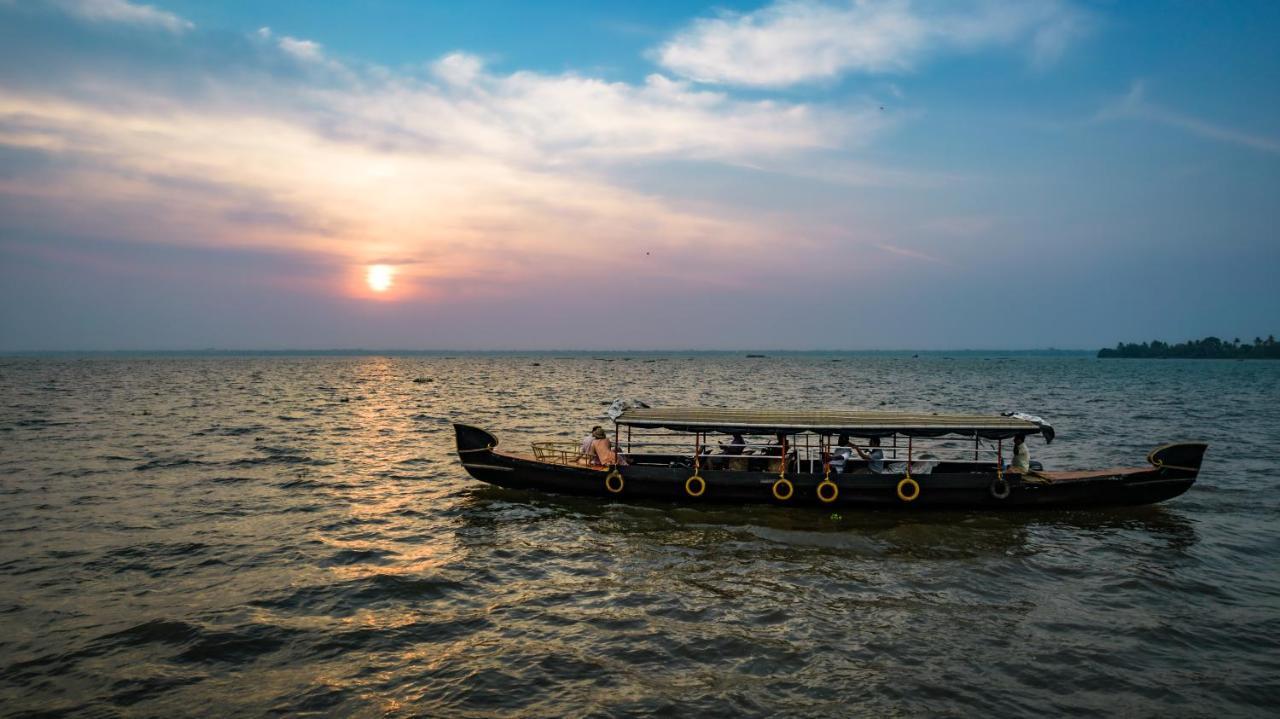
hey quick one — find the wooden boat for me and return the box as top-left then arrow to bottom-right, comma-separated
453,408 -> 1207,509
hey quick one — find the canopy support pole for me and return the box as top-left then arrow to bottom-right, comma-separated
694,432 -> 701,472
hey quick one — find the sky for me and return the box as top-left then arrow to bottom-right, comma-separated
0,0 -> 1277,351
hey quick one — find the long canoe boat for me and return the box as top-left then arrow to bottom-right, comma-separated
453,408 -> 1207,509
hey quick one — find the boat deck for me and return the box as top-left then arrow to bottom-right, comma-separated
501,449 -> 606,469
1035,467 -> 1148,482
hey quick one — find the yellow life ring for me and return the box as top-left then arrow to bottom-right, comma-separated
772,478 -> 794,501
685,474 -> 706,497
896,476 -> 920,502
816,480 -> 839,503
604,469 -> 624,494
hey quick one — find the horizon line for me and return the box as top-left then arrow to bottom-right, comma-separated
1,347 -> 1100,355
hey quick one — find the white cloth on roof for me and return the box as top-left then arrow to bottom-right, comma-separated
1002,411 -> 1055,443
604,399 -> 650,420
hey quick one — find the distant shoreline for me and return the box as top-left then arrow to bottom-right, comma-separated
1098,336 -> 1278,359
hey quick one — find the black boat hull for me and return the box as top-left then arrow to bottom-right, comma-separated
453,424 -> 1206,510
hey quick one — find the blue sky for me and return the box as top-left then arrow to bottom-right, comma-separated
0,0 -> 1277,350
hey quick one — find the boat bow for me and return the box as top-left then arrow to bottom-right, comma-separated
455,423 -> 498,455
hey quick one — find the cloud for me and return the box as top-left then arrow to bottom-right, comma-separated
432,52 -> 485,86
336,59 -> 875,164
0,43 -> 841,302
1097,81 -> 1280,155
876,243 -> 943,263
656,0 -> 1091,87
277,36 -> 324,63
0,0 -> 916,321
49,0 -> 192,33
256,26 -> 328,64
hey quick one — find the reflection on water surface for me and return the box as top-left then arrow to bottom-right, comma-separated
0,354 -> 1277,716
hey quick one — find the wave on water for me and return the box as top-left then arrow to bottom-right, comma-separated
1,355 -> 1278,716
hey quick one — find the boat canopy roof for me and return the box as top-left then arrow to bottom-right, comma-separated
614,407 -> 1053,442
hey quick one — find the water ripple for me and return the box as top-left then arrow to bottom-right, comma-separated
1,354 -> 1278,716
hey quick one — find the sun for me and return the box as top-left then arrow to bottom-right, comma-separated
366,264 -> 394,293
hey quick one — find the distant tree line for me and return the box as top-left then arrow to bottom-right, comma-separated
1098,335 -> 1279,359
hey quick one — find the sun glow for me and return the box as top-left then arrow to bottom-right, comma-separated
366,264 -> 394,293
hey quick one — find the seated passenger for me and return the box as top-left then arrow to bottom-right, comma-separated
829,434 -> 855,474
587,427 -> 624,467
852,437 -> 886,474
720,433 -> 746,455
767,433 -> 788,473
720,433 -> 748,471
1010,435 -> 1030,473
580,426 -> 601,463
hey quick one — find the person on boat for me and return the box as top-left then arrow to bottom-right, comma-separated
1010,435 -> 1031,473
852,436 -> 886,473
769,433 -> 786,453
717,433 -> 748,471
766,433 -> 792,473
829,434 -> 855,473
720,433 -> 746,455
580,426 -> 602,463
587,426 -> 624,467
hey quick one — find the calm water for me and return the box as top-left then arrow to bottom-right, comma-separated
2,354 -> 1278,717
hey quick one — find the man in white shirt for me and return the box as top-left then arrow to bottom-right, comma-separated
830,434 -> 855,473
1011,435 -> 1031,472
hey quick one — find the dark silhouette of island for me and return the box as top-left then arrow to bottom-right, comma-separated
1099,335 -> 1279,359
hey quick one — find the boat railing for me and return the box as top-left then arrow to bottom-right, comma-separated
531,441 -> 588,466
619,432 -> 1011,467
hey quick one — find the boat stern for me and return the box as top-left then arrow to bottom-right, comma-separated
1147,442 -> 1209,478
